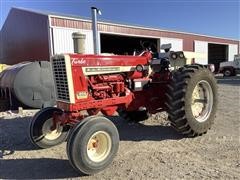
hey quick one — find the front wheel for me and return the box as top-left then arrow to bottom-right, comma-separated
29,107 -> 70,148
166,65 -> 218,136
67,116 -> 119,175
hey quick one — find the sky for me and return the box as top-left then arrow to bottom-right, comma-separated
0,0 -> 239,39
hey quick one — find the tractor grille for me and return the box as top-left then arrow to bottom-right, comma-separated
52,58 -> 70,102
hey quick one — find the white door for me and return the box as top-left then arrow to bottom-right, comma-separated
160,37 -> 183,52
194,41 -> 208,65
228,44 -> 238,61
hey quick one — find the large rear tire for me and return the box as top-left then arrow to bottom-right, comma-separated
166,65 -> 218,137
29,107 -> 70,148
67,116 -> 119,175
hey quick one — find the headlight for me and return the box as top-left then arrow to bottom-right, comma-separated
136,64 -> 144,72
179,52 -> 184,58
171,53 -> 177,59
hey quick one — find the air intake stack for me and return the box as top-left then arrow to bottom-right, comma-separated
72,32 -> 86,54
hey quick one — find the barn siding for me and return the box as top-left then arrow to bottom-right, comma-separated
160,37 -> 183,52
50,17 -> 239,53
228,44 -> 238,61
0,8 -> 49,65
194,41 -> 208,64
52,27 -> 93,54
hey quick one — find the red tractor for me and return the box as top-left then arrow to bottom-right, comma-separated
29,50 -> 218,175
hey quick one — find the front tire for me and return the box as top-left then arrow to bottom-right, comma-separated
67,116 -> 119,175
29,107 -> 69,148
166,65 -> 218,136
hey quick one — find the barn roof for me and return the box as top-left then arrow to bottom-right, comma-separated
9,7 -> 240,41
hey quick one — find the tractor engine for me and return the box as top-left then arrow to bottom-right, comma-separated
88,74 -> 125,99
51,52 -> 151,113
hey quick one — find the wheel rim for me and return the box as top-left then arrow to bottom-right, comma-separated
87,131 -> 112,162
42,118 -> 63,140
191,80 -> 213,123
224,70 -> 231,76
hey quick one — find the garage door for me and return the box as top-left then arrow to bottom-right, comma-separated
100,34 -> 158,55
160,38 -> 183,52
228,44 -> 238,61
194,41 -> 208,65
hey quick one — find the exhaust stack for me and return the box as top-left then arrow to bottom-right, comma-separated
91,7 -> 101,54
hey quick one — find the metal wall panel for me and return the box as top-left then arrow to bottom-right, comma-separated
194,41 -> 208,65
50,17 -> 239,53
228,44 -> 238,61
160,37 -> 183,52
0,8 -> 49,65
52,27 -> 93,54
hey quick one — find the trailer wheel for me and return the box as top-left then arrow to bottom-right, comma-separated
166,64 -> 218,137
29,107 -> 69,148
67,116 -> 119,175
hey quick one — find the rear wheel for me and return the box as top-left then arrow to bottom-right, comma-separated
67,116 -> 119,175
29,107 -> 70,148
166,65 -> 218,136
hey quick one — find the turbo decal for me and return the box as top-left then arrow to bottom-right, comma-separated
71,58 -> 86,65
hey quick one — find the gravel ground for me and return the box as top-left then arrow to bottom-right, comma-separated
0,76 -> 239,179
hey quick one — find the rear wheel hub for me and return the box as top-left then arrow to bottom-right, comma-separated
191,80 -> 213,123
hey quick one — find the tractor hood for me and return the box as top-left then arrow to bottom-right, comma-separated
51,53 -> 152,76
68,53 -> 151,67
